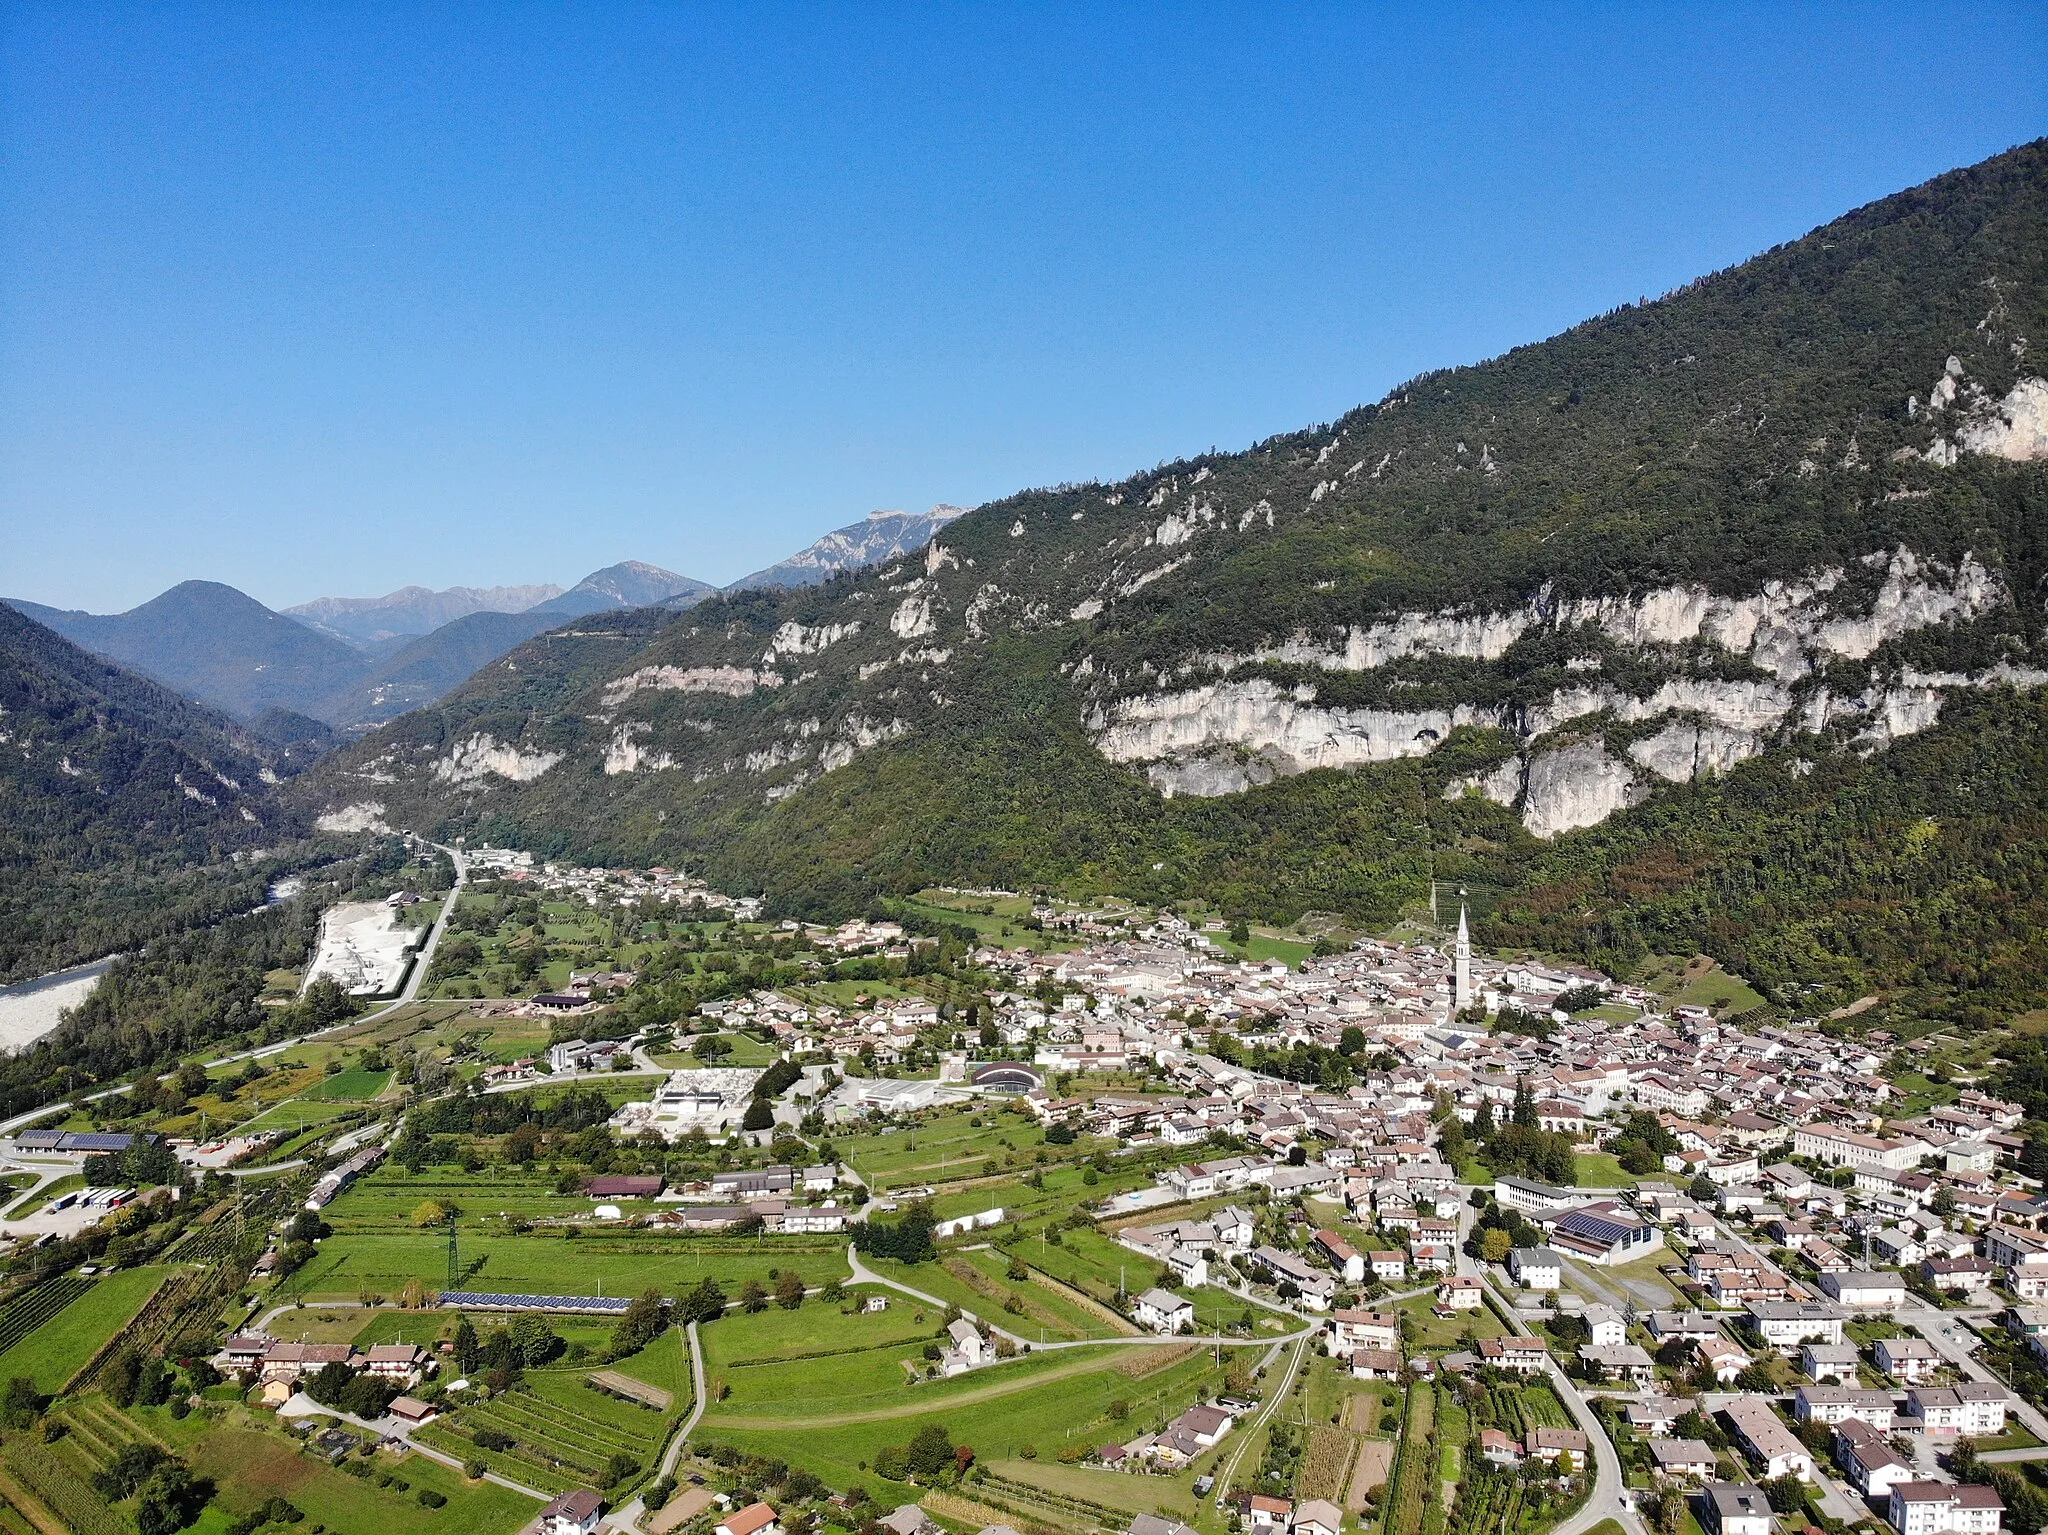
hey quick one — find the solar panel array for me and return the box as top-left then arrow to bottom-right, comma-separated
1555,1210 -> 1640,1245
437,1291 -> 634,1313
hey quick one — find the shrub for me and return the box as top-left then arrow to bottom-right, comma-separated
417,1489 -> 446,1508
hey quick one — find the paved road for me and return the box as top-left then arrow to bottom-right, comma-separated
1474,1272 -> 1645,1535
1211,1331 -> 1313,1510
1900,1295 -> 2048,1442
612,1321 -> 706,1534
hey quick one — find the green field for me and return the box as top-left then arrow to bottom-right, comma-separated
0,1268 -> 166,1393
698,1316 -> 1222,1494
306,1067 -> 393,1102
280,1227 -> 852,1301
184,1422 -> 539,1534
1574,1152 -> 1641,1188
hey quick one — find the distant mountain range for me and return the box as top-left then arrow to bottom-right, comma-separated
287,142 -> 2048,1032
286,583 -> 565,648
3,511 -> 964,736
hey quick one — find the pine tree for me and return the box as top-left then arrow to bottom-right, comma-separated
1512,1077 -> 1536,1128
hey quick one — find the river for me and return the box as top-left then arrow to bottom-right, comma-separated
0,957 -> 116,1054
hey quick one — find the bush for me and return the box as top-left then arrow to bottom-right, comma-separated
417,1489 -> 446,1508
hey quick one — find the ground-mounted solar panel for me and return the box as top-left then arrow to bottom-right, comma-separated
438,1291 -> 634,1312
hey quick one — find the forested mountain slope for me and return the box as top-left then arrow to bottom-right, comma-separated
6,580 -> 370,722
296,143 -> 2048,1026
0,604 -> 310,982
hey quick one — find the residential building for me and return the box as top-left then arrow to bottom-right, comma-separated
1821,1270 -> 1906,1309
1800,1343 -> 1862,1384
1835,1419 -> 1914,1499
1875,1338 -> 1942,1385
1747,1302 -> 1846,1352
1905,1386 -> 2009,1437
1133,1289 -> 1196,1336
1510,1247 -> 1564,1291
1724,1395 -> 1814,1482
540,1490 -> 605,1535
1793,1386 -> 1894,1430
1328,1310 -> 1400,1356
1705,1483 -> 1776,1535
1888,1483 -> 2004,1535
1649,1439 -> 1718,1479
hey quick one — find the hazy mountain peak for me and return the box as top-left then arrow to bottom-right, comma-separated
285,582 -> 564,647
729,504 -> 970,591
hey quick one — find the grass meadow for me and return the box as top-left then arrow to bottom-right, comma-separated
0,1267 -> 166,1393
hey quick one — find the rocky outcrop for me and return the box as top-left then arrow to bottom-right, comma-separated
603,723 -> 678,775
432,734 -> 564,786
1096,679 -> 1499,779
315,800 -> 391,833
604,665 -> 781,705
1521,742 -> 1647,837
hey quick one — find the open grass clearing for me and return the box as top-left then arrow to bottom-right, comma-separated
279,1228 -> 850,1302
0,1267 -> 166,1394
187,1422 -> 538,1534
306,1067 -> 393,1102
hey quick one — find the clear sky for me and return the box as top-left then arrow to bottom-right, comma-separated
2,5 -> 2043,613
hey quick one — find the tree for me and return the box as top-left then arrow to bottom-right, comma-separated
1480,1228 -> 1512,1264
775,1271 -> 806,1310
510,1314 -> 563,1366
1511,1077 -> 1536,1128
1471,1100 -> 1495,1138
680,1276 -> 727,1324
906,1423 -> 955,1479
1762,1474 -> 1806,1514
1688,1174 -> 1719,1203
740,1279 -> 769,1314
453,1316 -> 479,1373
610,1288 -> 672,1357
105,1349 -> 142,1408
0,1376 -> 40,1430
742,1098 -> 776,1133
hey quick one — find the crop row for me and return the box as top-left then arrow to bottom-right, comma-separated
1383,1384 -> 1437,1535
0,1277 -> 92,1355
2,1445 -> 126,1535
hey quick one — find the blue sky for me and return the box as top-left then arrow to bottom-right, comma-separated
2,5 -> 2043,613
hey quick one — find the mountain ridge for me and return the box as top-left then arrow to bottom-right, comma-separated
292,141 -> 2048,1027
0,602 -> 308,982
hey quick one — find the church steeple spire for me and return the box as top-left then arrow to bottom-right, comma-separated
1453,895 -> 1472,1013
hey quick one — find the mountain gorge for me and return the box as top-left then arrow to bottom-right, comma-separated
294,143 -> 2048,1028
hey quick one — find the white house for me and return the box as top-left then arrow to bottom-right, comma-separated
1836,1419 -> 1915,1499
1820,1270 -> 1906,1309
540,1491 -> 605,1535
1705,1483 -> 1776,1535
1584,1304 -> 1626,1348
1133,1288 -> 1196,1336
1725,1395 -> 1814,1482
1328,1309 -> 1400,1356
1509,1247 -> 1564,1291
1906,1385 -> 2009,1437
1889,1483 -> 2005,1535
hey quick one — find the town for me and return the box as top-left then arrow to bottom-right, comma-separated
0,854 -> 2038,1535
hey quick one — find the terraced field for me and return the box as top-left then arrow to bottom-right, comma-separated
421,1369 -> 669,1497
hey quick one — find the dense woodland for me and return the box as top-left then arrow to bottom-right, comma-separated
0,602 -> 332,984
